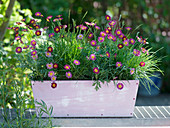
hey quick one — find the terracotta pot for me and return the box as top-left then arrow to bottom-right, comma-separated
32,80 -> 139,117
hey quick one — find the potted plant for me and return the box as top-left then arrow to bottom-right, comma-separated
11,12 -> 162,117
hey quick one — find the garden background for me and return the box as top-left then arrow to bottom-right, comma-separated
0,0 -> 170,109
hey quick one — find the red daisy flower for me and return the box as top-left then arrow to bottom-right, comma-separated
53,63 -> 58,69
48,47 -> 53,52
35,30 -> 41,36
54,26 -> 60,33
51,82 -> 57,88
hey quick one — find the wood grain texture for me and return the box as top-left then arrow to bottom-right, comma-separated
32,80 -> 139,117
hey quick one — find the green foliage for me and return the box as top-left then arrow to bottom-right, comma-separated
0,42 -> 34,109
0,68 -> 56,127
0,0 -> 32,43
11,13 -> 163,91
17,0 -> 170,92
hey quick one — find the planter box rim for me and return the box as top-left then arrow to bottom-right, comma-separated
32,80 -> 138,82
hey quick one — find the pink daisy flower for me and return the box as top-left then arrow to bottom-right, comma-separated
95,26 -> 100,30
48,71 -> 55,77
91,40 -> 97,46
73,60 -> 80,65
119,34 -> 124,39
93,67 -> 100,74
123,40 -> 129,46
96,45 -> 100,51
89,54 -> 96,61
31,50 -> 37,56
122,36 -> 127,41
35,25 -> 40,29
64,65 -> 70,70
23,45 -> 29,49
133,49 -> 140,56
88,33 -> 93,39
125,27 -> 132,31
30,19 -> 35,24
77,34 -> 83,39
106,51 -> 110,58
30,46 -> 35,50
105,29 -> 110,34
109,20 -> 116,26
46,63 -> 53,69
107,34 -> 114,39
115,29 -> 122,36
85,21 -> 90,25
130,68 -> 135,75
66,71 -> 72,78
129,38 -> 135,45
141,47 -> 146,53
16,47 -> 22,53
112,36 -> 117,42
15,36 -> 21,40
116,62 -> 122,68
31,54 -> 38,60
107,27 -> 112,31
49,33 -> 54,38
45,52 -> 51,57
100,31 -> 106,37
51,76 -> 56,81
98,36 -> 104,42
31,40 -> 36,46
35,12 -> 41,17
80,25 -> 87,30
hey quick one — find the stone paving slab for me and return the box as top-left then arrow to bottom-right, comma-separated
0,106 -> 170,127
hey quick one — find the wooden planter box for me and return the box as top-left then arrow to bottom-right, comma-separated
32,80 -> 139,117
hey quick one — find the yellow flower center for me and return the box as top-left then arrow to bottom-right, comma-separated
94,69 -> 98,72
118,84 -> 122,88
99,37 -> 103,40
56,28 -> 59,31
117,31 -> 120,34
107,17 -> 109,20
52,83 -> 56,87
52,77 -> 55,80
119,45 -> 122,48
18,49 -> 21,52
50,73 -> 53,76
67,73 -> 70,76
91,56 -> 94,59
117,64 -> 121,67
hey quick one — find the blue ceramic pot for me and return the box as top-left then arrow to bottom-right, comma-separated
138,72 -> 162,96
